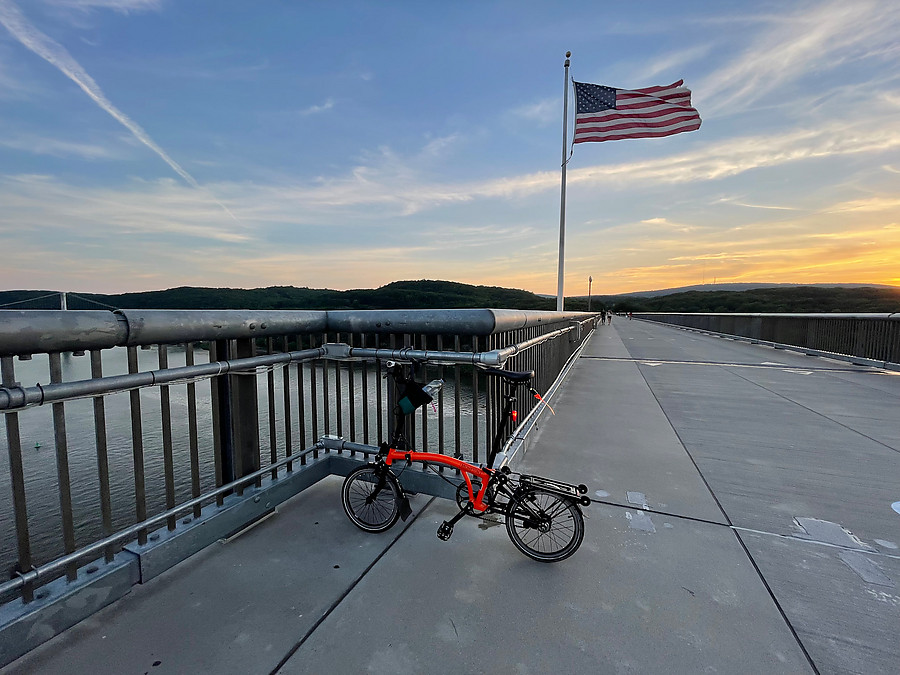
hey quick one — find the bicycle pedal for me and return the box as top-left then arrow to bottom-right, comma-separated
437,521 -> 454,541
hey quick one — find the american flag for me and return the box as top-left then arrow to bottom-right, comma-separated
573,80 -> 701,144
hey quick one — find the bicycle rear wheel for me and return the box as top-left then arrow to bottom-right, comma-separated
342,465 -> 402,533
505,488 -> 584,562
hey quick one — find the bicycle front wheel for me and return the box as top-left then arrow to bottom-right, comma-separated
342,465 -> 402,533
505,488 -> 584,562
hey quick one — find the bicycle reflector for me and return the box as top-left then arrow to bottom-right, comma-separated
511,409 -> 518,422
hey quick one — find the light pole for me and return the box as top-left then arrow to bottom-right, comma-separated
587,276 -> 592,312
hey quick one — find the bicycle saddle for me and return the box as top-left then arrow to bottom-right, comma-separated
482,368 -> 534,383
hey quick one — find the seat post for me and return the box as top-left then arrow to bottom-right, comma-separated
487,383 -> 517,468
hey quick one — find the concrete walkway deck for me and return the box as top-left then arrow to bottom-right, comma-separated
3,319 -> 899,674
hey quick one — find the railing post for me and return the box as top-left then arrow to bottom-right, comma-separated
49,352 -> 77,581
210,339 -> 234,501
1,356 -> 33,602
89,350 -> 115,561
230,338 -> 261,491
126,347 -> 148,545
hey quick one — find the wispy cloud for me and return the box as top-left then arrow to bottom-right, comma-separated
0,174 -> 249,242
420,133 -> 462,158
823,197 -> 900,214
0,1 -> 203,187
636,44 -> 713,81
209,116 -> 900,222
510,98 -> 557,126
0,0 -> 246,224
3,158 -> 898,294
564,187 -> 900,291
299,98 -> 335,116
0,133 -> 119,158
40,0 -> 163,13
712,196 -> 801,211
699,1 -> 900,115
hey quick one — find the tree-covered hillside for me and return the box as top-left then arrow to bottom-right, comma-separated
2,281 -> 898,313
0,280 -> 556,311
569,286 -> 900,314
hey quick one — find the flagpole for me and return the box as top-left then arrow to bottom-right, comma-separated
556,51 -> 571,312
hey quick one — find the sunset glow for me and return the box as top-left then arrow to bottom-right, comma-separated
1,1 -> 898,296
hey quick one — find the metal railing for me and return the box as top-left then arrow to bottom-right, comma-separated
0,308 -> 595,614
633,312 -> 900,367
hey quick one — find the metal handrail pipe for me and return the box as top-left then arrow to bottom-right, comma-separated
324,344 -> 507,367
318,437 -> 379,455
0,347 -> 327,411
0,310 -> 127,356
0,309 -> 595,356
1,320 -> 584,411
0,309 -> 329,356
323,324 -> 577,367
0,441 -> 327,598
116,309 -> 329,345
326,309 -> 592,335
490,325 -> 577,363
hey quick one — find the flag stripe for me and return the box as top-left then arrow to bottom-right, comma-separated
618,88 -> 690,102
576,111 -> 702,132
574,120 -> 701,144
572,79 -> 701,144
617,96 -> 691,110
577,102 -> 694,120
574,117 -> 702,137
574,117 -> 701,140
619,79 -> 684,96
576,105 -> 699,120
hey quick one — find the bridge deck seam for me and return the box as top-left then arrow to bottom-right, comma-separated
587,496 -> 900,561
620,343 -> 822,675
722,366 -> 900,456
268,496 -> 437,675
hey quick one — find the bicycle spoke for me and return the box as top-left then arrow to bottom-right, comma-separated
506,488 -> 584,561
342,467 -> 401,532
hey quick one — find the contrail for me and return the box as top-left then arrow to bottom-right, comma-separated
0,0 -> 239,221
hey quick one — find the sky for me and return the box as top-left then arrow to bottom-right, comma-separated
0,0 -> 899,297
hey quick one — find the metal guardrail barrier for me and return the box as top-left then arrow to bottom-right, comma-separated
0,308 -> 595,619
633,312 -> 900,368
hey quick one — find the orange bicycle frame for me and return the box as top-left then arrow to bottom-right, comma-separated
384,449 -> 493,512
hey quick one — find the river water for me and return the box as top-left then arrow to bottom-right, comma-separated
0,347 -> 479,578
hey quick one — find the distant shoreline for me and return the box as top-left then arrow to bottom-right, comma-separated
1,280 -> 898,314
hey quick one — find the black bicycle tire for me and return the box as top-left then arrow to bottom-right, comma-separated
341,465 -> 402,533
505,488 -> 584,562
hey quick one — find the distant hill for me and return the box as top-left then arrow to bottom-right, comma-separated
0,280 -> 556,312
581,282 -> 899,299
578,286 -> 900,314
2,281 -> 898,314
